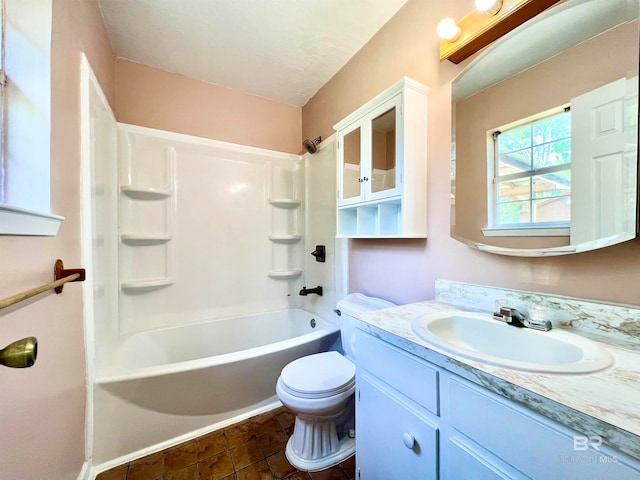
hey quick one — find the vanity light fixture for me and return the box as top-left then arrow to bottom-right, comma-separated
475,0 -> 504,16
438,0 -> 561,64
437,17 -> 462,42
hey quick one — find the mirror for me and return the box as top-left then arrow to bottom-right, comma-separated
451,0 -> 639,256
371,107 -> 397,193
342,127 -> 362,200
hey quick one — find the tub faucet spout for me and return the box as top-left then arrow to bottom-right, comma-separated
299,286 -> 323,296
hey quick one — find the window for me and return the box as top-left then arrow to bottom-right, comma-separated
0,0 -> 5,202
0,0 -> 61,235
490,108 -> 571,231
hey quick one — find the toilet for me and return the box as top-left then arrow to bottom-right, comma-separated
276,293 -> 396,471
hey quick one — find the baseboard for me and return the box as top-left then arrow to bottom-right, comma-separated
76,461 -> 93,480
92,400 -> 283,473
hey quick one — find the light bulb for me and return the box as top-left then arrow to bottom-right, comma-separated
437,17 -> 461,42
475,0 -> 503,16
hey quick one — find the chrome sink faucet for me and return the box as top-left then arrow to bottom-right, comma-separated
493,306 -> 552,331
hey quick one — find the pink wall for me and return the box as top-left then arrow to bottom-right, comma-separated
115,59 -> 302,154
0,1 -> 115,479
303,0 -> 640,307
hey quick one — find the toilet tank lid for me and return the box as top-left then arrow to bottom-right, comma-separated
337,293 -> 396,316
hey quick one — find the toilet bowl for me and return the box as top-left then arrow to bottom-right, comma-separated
276,293 -> 396,472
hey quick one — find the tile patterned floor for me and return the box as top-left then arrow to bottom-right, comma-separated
96,407 -> 356,480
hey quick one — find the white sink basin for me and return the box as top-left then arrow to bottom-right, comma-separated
411,311 -> 613,373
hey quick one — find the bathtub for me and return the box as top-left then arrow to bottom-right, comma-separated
93,309 -> 340,466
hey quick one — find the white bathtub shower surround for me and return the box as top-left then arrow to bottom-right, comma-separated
82,84 -> 342,473
93,309 -> 339,467
116,125 -> 307,336
302,136 -> 345,317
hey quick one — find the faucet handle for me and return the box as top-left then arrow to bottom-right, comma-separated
523,318 -> 552,331
493,298 -> 512,322
493,306 -> 513,323
526,305 -> 552,331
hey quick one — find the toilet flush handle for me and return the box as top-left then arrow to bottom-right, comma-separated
402,433 -> 416,449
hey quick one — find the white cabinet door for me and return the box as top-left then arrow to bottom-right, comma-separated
337,122 -> 365,205
364,94 -> 403,203
356,374 -> 438,480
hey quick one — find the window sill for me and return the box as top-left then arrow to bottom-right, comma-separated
482,226 -> 570,237
0,203 -> 64,236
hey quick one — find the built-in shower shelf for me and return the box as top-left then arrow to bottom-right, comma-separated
268,234 -> 302,244
120,233 -> 172,245
269,198 -> 301,209
120,277 -> 174,290
120,185 -> 172,199
268,269 -> 302,279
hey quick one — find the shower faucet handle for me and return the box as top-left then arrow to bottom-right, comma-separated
310,245 -> 326,262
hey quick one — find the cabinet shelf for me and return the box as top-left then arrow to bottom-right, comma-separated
268,269 -> 302,279
268,234 -> 302,244
121,185 -> 172,199
120,277 -> 173,290
337,200 -> 426,238
269,198 -> 301,208
120,233 -> 172,245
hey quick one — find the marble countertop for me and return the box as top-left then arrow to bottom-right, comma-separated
354,300 -> 640,461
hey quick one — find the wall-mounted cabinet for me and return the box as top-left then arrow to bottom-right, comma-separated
334,77 -> 429,238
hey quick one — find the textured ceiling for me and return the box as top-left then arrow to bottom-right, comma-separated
98,0 -> 409,106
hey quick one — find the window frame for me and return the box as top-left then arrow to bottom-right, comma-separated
483,106 -> 572,237
0,0 -> 62,236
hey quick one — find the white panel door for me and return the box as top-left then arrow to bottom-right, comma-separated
571,76 -> 638,246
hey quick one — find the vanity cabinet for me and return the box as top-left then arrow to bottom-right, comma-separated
357,376 -> 438,480
356,332 -> 439,480
355,330 -> 640,479
334,77 -> 429,238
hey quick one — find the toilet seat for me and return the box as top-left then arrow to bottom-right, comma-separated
280,351 -> 355,399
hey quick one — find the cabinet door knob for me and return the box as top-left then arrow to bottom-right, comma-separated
402,433 -> 415,449
363,176 -> 369,182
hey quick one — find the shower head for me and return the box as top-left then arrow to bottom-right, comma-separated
0,336 -> 38,368
303,136 -> 322,154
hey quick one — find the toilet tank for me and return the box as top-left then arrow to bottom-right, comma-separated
336,293 -> 396,362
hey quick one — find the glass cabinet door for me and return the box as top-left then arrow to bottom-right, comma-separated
365,93 -> 402,202
340,126 -> 362,202
337,93 -> 403,207
370,106 -> 397,195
